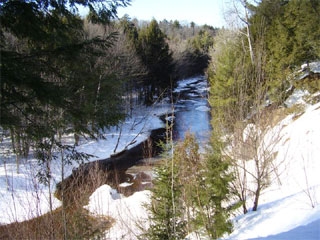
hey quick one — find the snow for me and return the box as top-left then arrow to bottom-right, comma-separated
86,89 -> 320,239
84,185 -> 151,239
227,190 -> 320,239
195,105 -> 210,112
0,98 -> 170,224
1,76 -> 320,240
284,89 -> 309,107
221,101 -> 320,240
301,61 -> 320,73
298,61 -> 320,81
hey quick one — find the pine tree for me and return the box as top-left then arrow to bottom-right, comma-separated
249,0 -> 320,103
193,131 -> 233,239
137,19 -> 174,103
0,0 -> 130,152
1,1 -> 132,238
208,29 -> 253,131
145,132 -> 233,239
144,143 -> 187,240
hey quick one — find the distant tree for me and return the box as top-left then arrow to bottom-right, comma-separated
111,17 -> 148,114
171,28 -> 215,79
137,19 -> 174,103
173,20 -> 181,30
190,21 -> 195,36
189,30 -> 214,53
119,15 -> 140,48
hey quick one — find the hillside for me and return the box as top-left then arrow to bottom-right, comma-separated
223,94 -> 320,239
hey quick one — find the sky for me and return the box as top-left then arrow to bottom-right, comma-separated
117,0 -> 226,27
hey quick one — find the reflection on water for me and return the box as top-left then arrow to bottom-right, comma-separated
125,76 -> 212,186
172,76 -> 211,146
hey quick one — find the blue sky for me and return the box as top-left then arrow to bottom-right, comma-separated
117,0 -> 226,27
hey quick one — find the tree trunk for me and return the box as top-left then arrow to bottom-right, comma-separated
252,184 -> 261,211
244,2 -> 254,65
10,128 -> 21,174
243,202 -> 248,214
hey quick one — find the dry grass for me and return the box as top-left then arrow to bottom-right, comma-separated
0,165 -> 115,240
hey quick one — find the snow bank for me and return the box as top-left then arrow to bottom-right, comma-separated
223,101 -> 320,239
301,61 -> 320,73
85,185 -> 151,239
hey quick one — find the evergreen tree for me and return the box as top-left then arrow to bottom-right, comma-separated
208,29 -> 253,131
249,0 -> 320,103
145,132 -> 233,239
137,19 -> 174,103
0,0 -> 130,151
173,133 -> 202,234
193,130 -> 233,238
144,143 -> 187,240
1,1 -> 131,237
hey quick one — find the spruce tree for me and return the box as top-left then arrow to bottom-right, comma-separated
191,130 -> 233,239
137,19 -> 174,103
145,132 -> 233,239
144,143 -> 187,240
174,133 -> 202,234
1,0 -> 130,155
249,0 -> 320,103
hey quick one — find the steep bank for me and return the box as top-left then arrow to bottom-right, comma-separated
55,127 -> 166,202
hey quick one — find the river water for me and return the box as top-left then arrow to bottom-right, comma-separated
124,75 -> 211,192
172,75 -> 211,146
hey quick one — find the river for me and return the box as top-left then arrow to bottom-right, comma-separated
172,75 -> 211,145
57,75 -> 212,197
123,75 -> 211,193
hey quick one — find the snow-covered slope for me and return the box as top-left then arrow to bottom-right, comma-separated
85,185 -> 151,239
223,99 -> 320,239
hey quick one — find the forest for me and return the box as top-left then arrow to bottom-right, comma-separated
0,0 -> 319,239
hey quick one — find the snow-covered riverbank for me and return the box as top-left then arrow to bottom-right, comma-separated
0,87 -> 169,225
223,98 -> 320,240
0,76 -> 209,225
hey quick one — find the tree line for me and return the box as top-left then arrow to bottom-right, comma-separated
1,0 -> 215,173
207,0 -> 319,234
